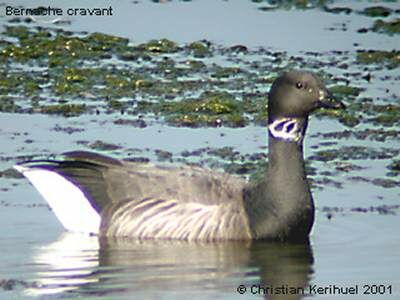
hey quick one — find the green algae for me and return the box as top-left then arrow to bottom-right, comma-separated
165,111 -> 247,128
184,59 -> 207,71
323,6 -> 352,15
63,68 -> 92,83
371,178 -> 400,188
180,91 -> 239,114
350,102 -> 400,127
337,112 -> 360,127
138,39 -> 179,53
322,205 -> 400,217
372,111 -> 400,127
387,160 -> 400,177
356,50 -> 400,67
3,25 -> 31,40
0,97 -> 20,112
309,146 -> 399,162
85,32 -> 129,51
114,118 -> 147,128
324,100 -> 400,128
0,71 -> 41,96
77,140 -> 122,151
48,66 -> 153,99
329,85 -> 361,97
108,99 -> 123,110
224,161 -> 264,176
241,95 -> 269,125
212,67 -> 242,79
40,103 -> 87,116
362,6 -> 392,18
256,0 -> 329,11
0,167 -> 23,179
0,23 -> 398,134
334,161 -> 365,173
371,18 -> 400,35
187,41 -> 212,58
136,91 -> 248,127
117,50 -> 152,62
155,149 -> 173,161
315,107 -> 360,128
253,110 -> 269,125
178,146 -> 269,178
312,129 -> 399,143
207,147 -> 240,161
0,26 -> 130,65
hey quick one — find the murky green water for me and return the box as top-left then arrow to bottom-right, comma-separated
0,0 -> 399,299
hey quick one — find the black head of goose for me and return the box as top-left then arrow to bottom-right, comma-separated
15,70 -> 345,242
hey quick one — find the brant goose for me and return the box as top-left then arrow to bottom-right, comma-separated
15,70 -> 345,241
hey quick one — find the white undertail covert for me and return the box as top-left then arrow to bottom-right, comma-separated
14,165 -> 100,235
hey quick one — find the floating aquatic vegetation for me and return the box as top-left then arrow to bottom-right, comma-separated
40,103 -> 87,116
323,6 -> 352,15
0,23 -> 398,136
113,118 -> 147,128
0,96 -> 20,112
154,149 -> 173,161
187,41 -> 212,58
372,178 -> 400,188
136,91 -> 249,127
356,50 -> 400,68
308,146 -> 399,162
311,129 -> 400,142
77,140 -> 123,151
137,39 -> 179,54
387,160 -> 400,177
255,0 -> 330,11
371,18 -> 400,35
329,85 -> 362,97
361,6 -> 392,18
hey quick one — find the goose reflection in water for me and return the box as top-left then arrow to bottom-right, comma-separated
26,233 -> 313,299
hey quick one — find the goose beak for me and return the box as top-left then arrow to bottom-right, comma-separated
317,89 -> 346,110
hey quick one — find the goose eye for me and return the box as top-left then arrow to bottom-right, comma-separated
296,82 -> 303,89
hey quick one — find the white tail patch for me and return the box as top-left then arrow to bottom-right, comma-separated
268,118 -> 302,143
14,165 -> 100,235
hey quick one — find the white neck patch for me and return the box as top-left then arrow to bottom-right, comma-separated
268,117 -> 303,143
